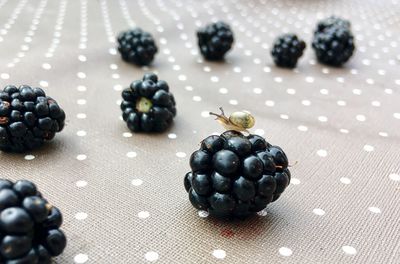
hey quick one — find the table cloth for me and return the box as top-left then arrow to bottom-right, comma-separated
0,0 -> 399,263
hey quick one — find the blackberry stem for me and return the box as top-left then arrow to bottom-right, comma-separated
136,97 -> 152,113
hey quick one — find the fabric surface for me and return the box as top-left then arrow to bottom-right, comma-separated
0,0 -> 400,263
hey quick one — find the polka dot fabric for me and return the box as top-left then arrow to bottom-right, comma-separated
0,0 -> 399,263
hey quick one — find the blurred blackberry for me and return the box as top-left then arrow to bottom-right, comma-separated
117,28 -> 158,66
0,179 -> 66,263
197,21 -> 234,60
0,85 -> 66,153
271,34 -> 306,68
312,26 -> 355,66
315,16 -> 351,33
121,73 -> 176,133
184,131 -> 290,219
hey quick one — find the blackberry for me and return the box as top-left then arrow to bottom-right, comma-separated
117,28 -> 158,66
271,34 -> 306,68
184,131 -> 290,219
0,179 -> 66,263
0,85 -> 65,153
312,17 -> 355,66
197,21 -> 234,61
315,16 -> 351,33
121,73 -> 176,133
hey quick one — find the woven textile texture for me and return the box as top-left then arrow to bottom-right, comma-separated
0,0 -> 399,263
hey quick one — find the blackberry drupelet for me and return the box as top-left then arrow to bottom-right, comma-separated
315,16 -> 351,33
121,73 -> 176,133
0,85 -> 65,152
271,34 -> 306,68
0,179 -> 66,263
117,28 -> 158,66
312,16 -> 355,66
184,131 -> 290,219
197,21 -> 234,61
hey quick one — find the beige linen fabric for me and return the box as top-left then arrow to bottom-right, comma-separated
0,0 -> 399,263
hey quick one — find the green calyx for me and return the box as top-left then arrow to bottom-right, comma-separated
136,97 -> 153,113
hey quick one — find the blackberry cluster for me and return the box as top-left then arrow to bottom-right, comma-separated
0,85 -> 65,153
184,131 -> 290,219
121,73 -> 176,133
117,28 -> 158,66
271,34 -> 306,68
197,21 -> 234,61
0,180 -> 66,263
312,16 -> 355,66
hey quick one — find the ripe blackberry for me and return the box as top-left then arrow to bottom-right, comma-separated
121,73 -> 176,133
117,28 -> 158,66
184,131 -> 290,219
0,85 -> 66,153
197,21 -> 234,61
0,179 -> 66,263
315,16 -> 351,33
271,34 -> 306,68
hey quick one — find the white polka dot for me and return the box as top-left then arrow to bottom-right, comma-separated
77,72 -> 86,79
144,251 -> 159,262
77,130 -> 87,137
24,155 -> 35,160
305,76 -> 314,83
336,77 -> 344,82
176,152 -> 186,158
76,180 -> 88,188
109,48 -> 117,55
229,99 -> 238,105
280,114 -> 289,120
242,76 -> 251,83
389,173 -> 400,181
363,145 -> 374,152
352,89 -> 362,95
113,84 -> 122,91
112,73 -> 120,79
263,66 -> 271,73
301,100 -> 311,106
274,77 -> 282,83
219,88 -> 228,94
337,100 -> 346,106
198,210 -> 209,217
313,208 -> 325,216
168,133 -> 177,139
173,65 -> 181,71
393,113 -> 400,119
297,125 -> 308,132
78,55 -> 87,62
201,111 -> 210,118
39,81 -> 48,87
356,115 -> 366,122
322,68 -> 330,74
75,212 -> 88,220
42,63 -> 51,70
77,85 -> 87,92
291,178 -> 300,185
210,76 -> 219,83
76,154 -> 87,161
74,254 -> 89,263
340,177 -> 351,184
286,88 -> 296,95
320,89 -> 329,95
378,132 -> 388,137
371,101 -> 381,107
127,151 -> 137,158
77,113 -> 86,119
77,99 -> 86,105
233,67 -> 241,73
253,88 -> 262,94
342,246 -> 357,255
123,132 -> 132,138
178,74 -> 187,81
265,100 -> 275,107
339,129 -> 349,134
110,64 -> 118,70
254,129 -> 264,136
318,116 -> 328,122
212,249 -> 226,259
279,247 -> 293,257
131,179 -> 143,186
368,207 -> 381,214
317,149 -> 328,157
138,211 -> 150,219
366,78 -> 374,85
385,88 -> 393,94
192,96 -> 201,102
